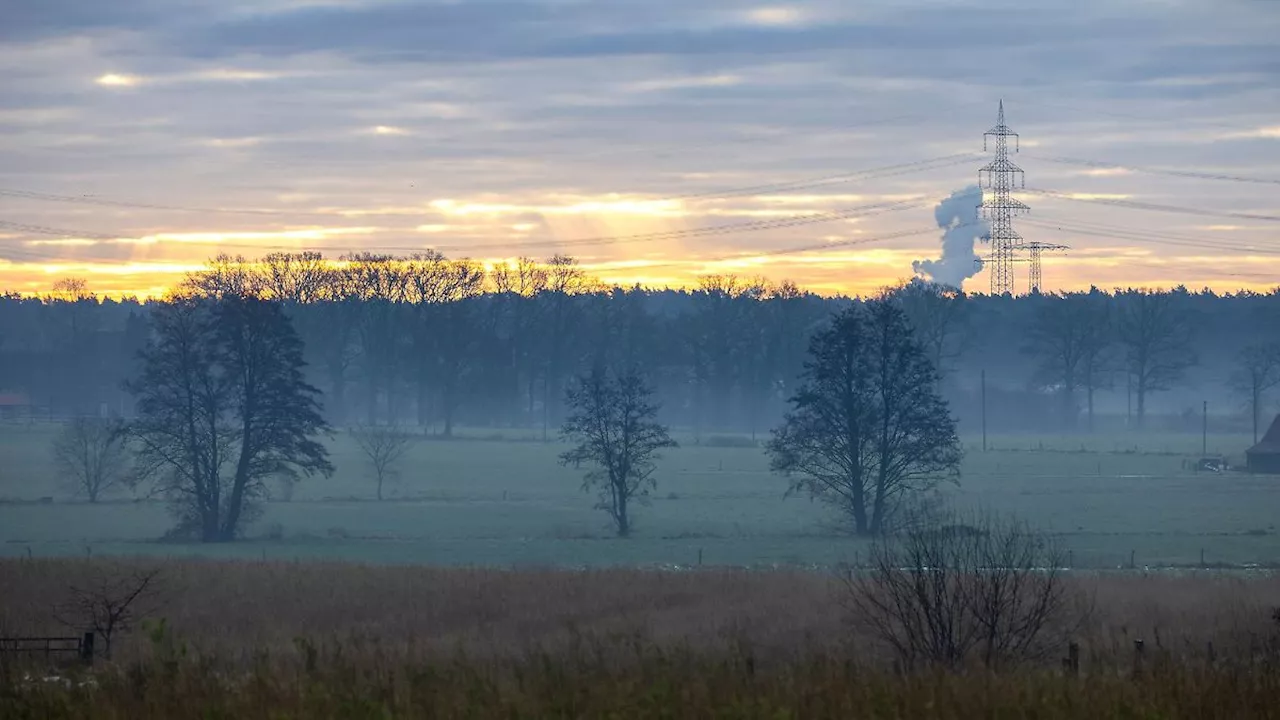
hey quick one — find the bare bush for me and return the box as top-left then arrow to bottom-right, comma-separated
350,424 -> 414,501
842,510 -> 1085,671
52,417 -> 131,503
52,564 -> 166,659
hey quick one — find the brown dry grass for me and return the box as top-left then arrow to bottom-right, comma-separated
2,558 -> 1277,669
3,559 -> 1280,718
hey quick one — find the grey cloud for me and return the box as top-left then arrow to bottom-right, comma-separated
1,0 -> 1277,280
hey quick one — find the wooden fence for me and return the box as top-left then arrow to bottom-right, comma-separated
0,633 -> 95,666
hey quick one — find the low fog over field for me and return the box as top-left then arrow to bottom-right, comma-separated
1,263 -> 1277,568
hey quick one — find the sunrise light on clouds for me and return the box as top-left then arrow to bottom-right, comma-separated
1,0 -> 1277,298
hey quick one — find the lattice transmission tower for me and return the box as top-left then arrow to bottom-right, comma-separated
1024,242 -> 1069,294
978,100 -> 1029,295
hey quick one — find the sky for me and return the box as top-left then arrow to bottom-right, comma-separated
0,0 -> 1277,298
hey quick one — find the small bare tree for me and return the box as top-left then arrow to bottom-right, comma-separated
842,510 -> 1082,671
53,564 -> 166,659
350,424 -> 414,501
560,365 -> 677,537
1230,343 -> 1280,444
52,417 -> 131,503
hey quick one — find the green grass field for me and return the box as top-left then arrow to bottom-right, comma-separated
0,422 -> 1276,568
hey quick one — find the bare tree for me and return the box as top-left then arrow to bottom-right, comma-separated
1230,343 -> 1280,444
767,299 -> 962,536
1116,289 -> 1196,428
49,277 -> 92,302
53,564 -> 166,659
885,279 -> 971,379
842,510 -> 1080,671
127,290 -> 333,542
260,251 -> 330,304
559,365 -> 677,537
351,424 -> 414,500
52,417 -> 131,502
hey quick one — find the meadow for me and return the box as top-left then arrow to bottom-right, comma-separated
0,421 -> 1277,569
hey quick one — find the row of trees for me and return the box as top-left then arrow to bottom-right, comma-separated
49,256 -> 967,541
5,252 -> 1278,438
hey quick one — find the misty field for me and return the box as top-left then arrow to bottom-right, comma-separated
0,422 -> 1277,568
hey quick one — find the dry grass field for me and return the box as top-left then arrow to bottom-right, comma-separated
2,558 -> 1279,718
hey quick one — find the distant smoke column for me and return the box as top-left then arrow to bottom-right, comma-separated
911,185 -> 989,289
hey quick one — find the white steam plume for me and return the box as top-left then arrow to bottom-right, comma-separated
911,185 -> 989,289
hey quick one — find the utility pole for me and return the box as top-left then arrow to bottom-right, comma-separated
1202,400 -> 1208,456
979,100 -> 1029,296
981,369 -> 988,452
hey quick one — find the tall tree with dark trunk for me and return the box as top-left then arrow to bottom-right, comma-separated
1230,342 -> 1280,444
559,365 -> 676,537
767,299 -> 962,536
1115,289 -> 1196,428
128,291 -> 333,542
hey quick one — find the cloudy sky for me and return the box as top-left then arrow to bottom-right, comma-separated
1,0 -> 1277,297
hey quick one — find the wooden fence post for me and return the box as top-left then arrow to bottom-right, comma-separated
1067,642 -> 1079,676
80,632 -> 95,665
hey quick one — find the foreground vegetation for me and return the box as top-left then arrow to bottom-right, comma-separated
2,558 -> 1279,718
6,648 -> 1280,719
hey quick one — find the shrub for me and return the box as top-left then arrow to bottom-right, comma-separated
841,510 -> 1086,671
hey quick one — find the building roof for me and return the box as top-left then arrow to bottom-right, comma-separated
1246,414 -> 1280,455
0,393 -> 30,406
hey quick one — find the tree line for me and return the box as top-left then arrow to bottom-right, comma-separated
2,252 -> 1278,438
47,266 -> 966,542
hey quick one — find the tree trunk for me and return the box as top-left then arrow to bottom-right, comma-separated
220,438 -> 254,542
615,490 -> 629,537
416,376 -> 430,428
851,469 -> 869,536
1252,383 -> 1261,444
1136,377 -> 1147,429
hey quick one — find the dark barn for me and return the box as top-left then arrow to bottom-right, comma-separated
1245,414 -> 1280,474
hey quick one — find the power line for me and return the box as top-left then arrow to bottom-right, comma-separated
665,153 -> 980,201
0,153 -> 963,256
1024,188 -> 1280,223
1023,217 -> 1280,257
428,198 -> 932,253
1025,154 -> 1280,186
0,188 -> 337,218
0,153 -> 978,222
597,224 -> 959,273
0,195 -> 932,256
